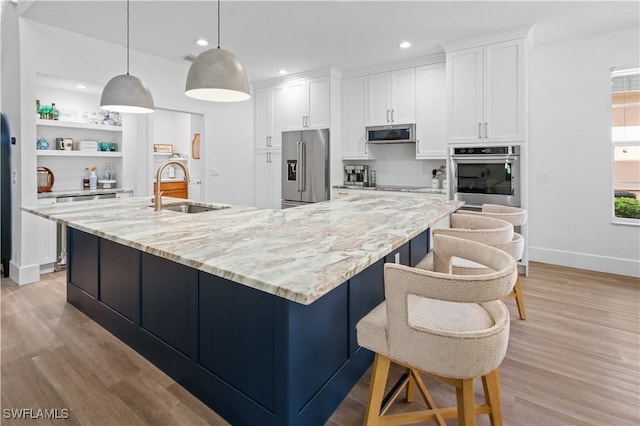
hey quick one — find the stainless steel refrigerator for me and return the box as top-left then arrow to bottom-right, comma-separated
281,129 -> 330,209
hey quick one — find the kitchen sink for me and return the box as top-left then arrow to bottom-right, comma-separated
149,202 -> 230,213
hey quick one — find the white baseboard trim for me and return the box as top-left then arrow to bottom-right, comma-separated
9,261 -> 41,285
529,247 -> 640,278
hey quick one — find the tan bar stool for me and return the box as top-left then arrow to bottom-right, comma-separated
463,204 -> 528,319
357,235 -> 517,426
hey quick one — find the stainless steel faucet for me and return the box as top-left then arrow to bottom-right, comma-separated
154,159 -> 191,211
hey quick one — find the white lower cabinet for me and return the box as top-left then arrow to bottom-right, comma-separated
254,150 -> 282,209
35,198 -> 57,267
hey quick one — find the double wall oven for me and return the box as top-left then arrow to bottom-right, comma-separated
449,146 -> 521,208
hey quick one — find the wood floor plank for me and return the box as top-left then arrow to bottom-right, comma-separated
1,263 -> 638,425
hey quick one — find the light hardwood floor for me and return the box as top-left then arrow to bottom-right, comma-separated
1,262 -> 638,425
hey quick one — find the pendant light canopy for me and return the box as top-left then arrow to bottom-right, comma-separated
100,0 -> 154,113
185,0 -> 250,102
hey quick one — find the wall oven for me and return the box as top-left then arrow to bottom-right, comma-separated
449,146 -> 521,208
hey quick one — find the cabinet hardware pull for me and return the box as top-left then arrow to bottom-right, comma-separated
416,139 -> 420,153
391,109 -> 395,123
386,110 -> 390,123
484,122 -> 488,138
478,123 -> 482,139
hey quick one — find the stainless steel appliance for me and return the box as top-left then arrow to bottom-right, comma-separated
281,129 -> 330,209
366,123 -> 415,144
449,146 -> 521,208
344,165 -> 369,187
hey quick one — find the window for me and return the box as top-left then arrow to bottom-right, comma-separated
612,66 -> 640,224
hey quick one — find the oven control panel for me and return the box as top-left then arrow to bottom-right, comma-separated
452,146 -> 519,155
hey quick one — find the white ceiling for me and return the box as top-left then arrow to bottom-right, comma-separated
19,1 -> 640,84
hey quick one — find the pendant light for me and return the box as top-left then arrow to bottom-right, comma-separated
100,0 -> 154,113
185,0 -> 250,102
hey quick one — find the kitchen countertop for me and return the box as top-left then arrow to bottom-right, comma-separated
333,184 -> 447,195
23,195 -> 462,304
37,188 -> 134,199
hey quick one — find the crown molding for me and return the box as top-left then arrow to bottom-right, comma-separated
440,24 -> 533,52
252,66 -> 343,90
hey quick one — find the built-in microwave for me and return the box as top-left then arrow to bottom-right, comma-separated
366,124 -> 415,144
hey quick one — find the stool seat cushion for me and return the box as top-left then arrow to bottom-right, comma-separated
357,297 -> 509,379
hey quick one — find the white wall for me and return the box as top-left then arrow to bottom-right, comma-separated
528,27 -> 640,277
1,1 -> 27,280
345,143 -> 446,188
10,19 -> 254,283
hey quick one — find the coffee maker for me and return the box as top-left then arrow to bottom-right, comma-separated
343,165 -> 369,187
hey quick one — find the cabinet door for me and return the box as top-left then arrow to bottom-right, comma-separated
254,151 -> 272,208
271,86 -> 288,149
254,88 -> 272,150
368,72 -> 391,125
307,77 -> 330,129
415,64 -> 447,159
390,68 -> 416,124
285,81 -> 306,130
341,77 -> 372,159
447,46 -> 484,143
483,39 -> 525,142
36,199 -> 57,265
269,151 -> 282,209
254,151 -> 282,209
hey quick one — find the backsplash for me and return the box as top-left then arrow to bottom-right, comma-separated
343,144 -> 446,188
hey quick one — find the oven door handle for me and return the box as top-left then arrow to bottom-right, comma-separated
450,155 -> 519,162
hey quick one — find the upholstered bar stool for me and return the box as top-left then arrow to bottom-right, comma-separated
357,235 -> 517,426
416,212 -> 526,320
464,204 -> 528,319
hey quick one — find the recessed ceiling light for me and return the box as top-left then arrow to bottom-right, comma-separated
399,41 -> 411,49
278,69 -> 288,76
195,38 -> 209,47
75,84 -> 87,89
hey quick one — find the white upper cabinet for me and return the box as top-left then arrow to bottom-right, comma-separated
446,38 -> 525,144
254,87 -> 271,150
368,68 -> 416,126
255,86 -> 288,150
341,76 -> 372,159
415,63 -> 447,159
284,76 -> 330,130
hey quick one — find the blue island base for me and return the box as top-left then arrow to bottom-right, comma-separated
65,227 -> 429,425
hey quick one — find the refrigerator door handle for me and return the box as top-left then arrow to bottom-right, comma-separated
300,142 -> 306,192
296,142 -> 302,192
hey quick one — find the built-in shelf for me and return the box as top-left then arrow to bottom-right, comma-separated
36,119 -> 123,132
37,150 -> 122,158
153,153 -> 189,161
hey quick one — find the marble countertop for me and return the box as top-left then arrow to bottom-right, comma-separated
333,185 -> 447,195
23,195 -> 462,304
38,188 -> 134,199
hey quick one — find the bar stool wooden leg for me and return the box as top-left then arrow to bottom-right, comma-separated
456,378 -> 477,426
406,370 -> 416,402
481,369 -> 503,426
364,354 -> 391,426
513,277 -> 526,320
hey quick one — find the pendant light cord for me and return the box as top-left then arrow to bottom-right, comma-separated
126,0 -> 130,75
217,0 -> 220,49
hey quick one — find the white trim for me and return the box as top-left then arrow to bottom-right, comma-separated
341,52 -> 446,79
252,67 -> 342,90
9,261 -> 41,285
529,246 -> 640,278
440,24 -> 533,52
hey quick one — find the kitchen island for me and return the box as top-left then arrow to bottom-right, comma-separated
24,195 -> 462,426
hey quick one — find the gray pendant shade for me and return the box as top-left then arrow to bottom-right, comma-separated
100,74 -> 155,113
185,48 -> 251,102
